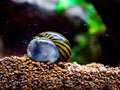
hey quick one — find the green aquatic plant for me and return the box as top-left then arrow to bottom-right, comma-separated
56,0 -> 106,64
56,0 -> 105,35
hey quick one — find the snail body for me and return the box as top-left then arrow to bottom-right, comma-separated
27,31 -> 71,63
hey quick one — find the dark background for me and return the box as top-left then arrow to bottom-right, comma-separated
0,0 -> 120,66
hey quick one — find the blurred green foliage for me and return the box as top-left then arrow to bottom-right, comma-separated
70,33 -> 101,64
56,0 -> 106,64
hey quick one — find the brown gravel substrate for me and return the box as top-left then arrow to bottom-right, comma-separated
0,55 -> 120,90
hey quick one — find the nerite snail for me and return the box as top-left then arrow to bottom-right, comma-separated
27,31 -> 71,63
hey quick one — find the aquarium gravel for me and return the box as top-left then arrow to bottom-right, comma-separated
0,55 -> 120,90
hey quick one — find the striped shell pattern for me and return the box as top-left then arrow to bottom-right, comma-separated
27,31 -> 71,63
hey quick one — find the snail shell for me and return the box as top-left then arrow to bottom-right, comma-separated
27,31 -> 71,63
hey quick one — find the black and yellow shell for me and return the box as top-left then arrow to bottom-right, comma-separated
27,31 -> 71,63
36,31 -> 71,62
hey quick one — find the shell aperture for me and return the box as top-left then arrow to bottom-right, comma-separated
27,37 -> 60,63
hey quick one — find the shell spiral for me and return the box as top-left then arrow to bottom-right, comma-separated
27,31 -> 71,63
